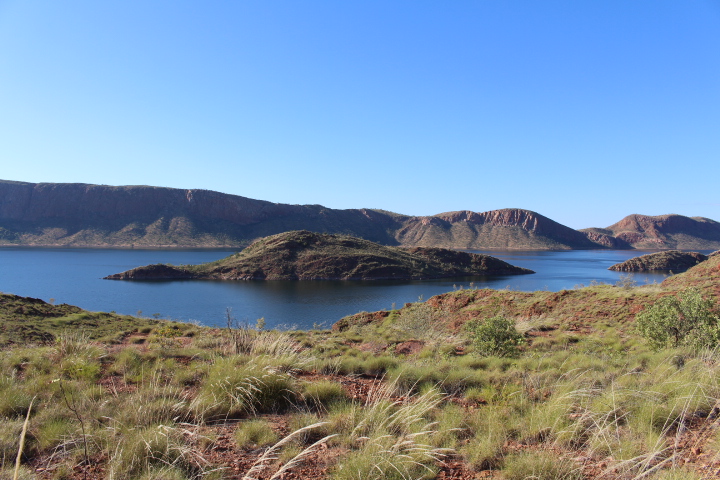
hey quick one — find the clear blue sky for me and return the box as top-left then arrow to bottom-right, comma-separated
1,1 -> 718,229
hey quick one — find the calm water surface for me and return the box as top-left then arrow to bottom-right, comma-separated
0,248 -> 706,329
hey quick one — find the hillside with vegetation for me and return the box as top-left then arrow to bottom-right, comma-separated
2,255 -> 720,479
105,230 -> 534,281
5,180 -> 719,250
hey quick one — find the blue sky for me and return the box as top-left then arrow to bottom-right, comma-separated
1,1 -> 718,229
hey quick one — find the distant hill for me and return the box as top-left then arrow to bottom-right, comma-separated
395,209 -> 599,250
608,250 -> 708,273
0,180 -> 601,250
2,180 -> 719,250
581,214 -> 720,250
105,230 -> 534,280
0,180 -> 402,247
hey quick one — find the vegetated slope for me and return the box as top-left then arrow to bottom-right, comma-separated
608,250 -> 708,273
337,252 -> 720,332
663,251 -> 720,298
582,214 -> 720,250
105,230 -> 534,280
0,292 -> 169,345
395,209 -> 601,250
0,179 -> 617,250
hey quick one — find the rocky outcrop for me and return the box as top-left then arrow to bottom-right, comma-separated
608,250 -> 708,273
105,231 -> 535,281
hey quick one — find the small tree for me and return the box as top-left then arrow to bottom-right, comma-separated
465,315 -> 524,357
635,288 -> 720,351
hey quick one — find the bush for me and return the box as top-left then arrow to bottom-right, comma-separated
635,288 -> 720,351
465,315 -> 524,357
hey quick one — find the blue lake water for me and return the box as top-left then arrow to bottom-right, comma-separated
0,248 -> 708,329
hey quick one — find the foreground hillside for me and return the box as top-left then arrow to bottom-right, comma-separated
337,249 -> 720,333
105,231 -> 534,280
2,256 -> 720,479
5,179 -> 718,250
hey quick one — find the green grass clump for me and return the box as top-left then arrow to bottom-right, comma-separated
0,377 -> 34,418
303,379 -> 347,410
234,419 -> 279,448
0,418 -> 27,469
107,424 -> 203,480
502,450 -> 581,480
190,358 -> 297,421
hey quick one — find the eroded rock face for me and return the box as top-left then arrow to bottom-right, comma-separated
608,250 -> 708,273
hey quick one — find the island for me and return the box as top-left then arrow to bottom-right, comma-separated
608,250 -> 708,273
104,230 -> 534,281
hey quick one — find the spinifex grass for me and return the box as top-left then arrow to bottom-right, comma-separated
3,275 -> 720,479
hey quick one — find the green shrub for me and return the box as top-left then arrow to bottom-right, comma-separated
465,315 -> 524,357
635,288 -> 720,350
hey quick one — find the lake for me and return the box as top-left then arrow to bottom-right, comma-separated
0,247 -> 705,329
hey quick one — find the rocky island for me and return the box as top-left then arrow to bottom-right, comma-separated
608,250 -> 708,273
105,230 -> 534,281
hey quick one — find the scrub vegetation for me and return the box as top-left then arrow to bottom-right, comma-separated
1,254 -> 720,479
